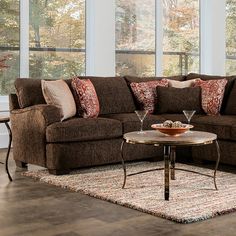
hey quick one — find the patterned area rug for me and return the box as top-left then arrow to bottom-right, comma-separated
22,162 -> 236,223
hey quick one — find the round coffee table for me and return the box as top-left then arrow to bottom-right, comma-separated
120,130 -> 220,201
0,116 -> 12,181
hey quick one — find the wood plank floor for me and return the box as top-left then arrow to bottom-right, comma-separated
0,149 -> 236,236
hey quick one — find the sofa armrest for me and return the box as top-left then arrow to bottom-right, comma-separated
10,104 -> 61,167
11,104 -> 61,125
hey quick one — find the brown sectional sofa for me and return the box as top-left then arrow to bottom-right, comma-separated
9,73 -> 236,174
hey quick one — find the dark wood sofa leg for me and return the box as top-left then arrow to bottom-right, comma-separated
15,160 -> 28,168
48,169 -> 70,175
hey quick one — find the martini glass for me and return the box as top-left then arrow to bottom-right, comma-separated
135,110 -> 148,134
183,110 -> 196,125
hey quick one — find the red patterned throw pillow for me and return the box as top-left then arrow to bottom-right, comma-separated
71,78 -> 100,118
130,79 -> 168,113
194,79 -> 228,115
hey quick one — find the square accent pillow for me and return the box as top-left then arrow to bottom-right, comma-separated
168,79 -> 196,88
156,86 -> 203,114
130,79 -> 168,113
194,79 -> 228,115
41,80 -> 76,121
71,78 -> 100,118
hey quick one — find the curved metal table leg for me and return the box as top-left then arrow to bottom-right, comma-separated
170,146 -> 176,180
164,145 -> 171,201
214,140 -> 220,190
5,122 -> 12,181
120,140 -> 126,188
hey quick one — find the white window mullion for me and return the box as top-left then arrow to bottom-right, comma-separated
20,0 -> 29,78
86,0 -> 115,76
155,0 -> 163,76
200,0 -> 226,75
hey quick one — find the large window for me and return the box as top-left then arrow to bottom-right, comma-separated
116,0 -> 156,76
115,0 -> 199,77
163,0 -> 200,76
0,0 -> 19,95
226,0 -> 236,75
29,0 -> 86,79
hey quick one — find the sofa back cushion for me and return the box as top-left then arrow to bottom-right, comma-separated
125,75 -> 185,84
186,73 -> 236,113
15,78 -> 46,108
15,77 -> 136,114
74,76 -> 136,114
224,80 -> 236,115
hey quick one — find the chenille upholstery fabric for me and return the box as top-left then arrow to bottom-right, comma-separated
75,76 -> 136,115
15,78 -> 46,108
125,75 -> 185,84
192,115 -> 236,140
10,104 -> 61,167
156,87 -> 203,114
10,74 -> 236,174
192,140 -> 236,166
46,139 -> 162,170
224,81 -> 236,115
46,117 -> 122,143
9,94 -> 20,110
230,125 -> 236,141
101,113 -> 166,133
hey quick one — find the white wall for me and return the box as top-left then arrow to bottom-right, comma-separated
86,0 -> 115,76
156,0 -> 163,76
200,0 -> 226,75
20,0 -> 29,77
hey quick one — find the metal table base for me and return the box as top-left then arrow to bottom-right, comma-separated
121,140 -> 220,201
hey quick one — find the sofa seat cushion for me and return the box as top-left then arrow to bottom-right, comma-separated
46,117 -> 122,143
101,113 -> 166,133
192,116 -> 236,140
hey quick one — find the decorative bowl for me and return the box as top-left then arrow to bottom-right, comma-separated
151,124 -> 194,136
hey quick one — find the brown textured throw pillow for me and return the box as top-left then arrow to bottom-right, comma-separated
156,87 -> 203,114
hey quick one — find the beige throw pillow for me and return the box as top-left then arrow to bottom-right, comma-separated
41,80 -> 76,121
168,79 -> 196,88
